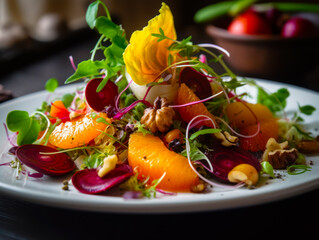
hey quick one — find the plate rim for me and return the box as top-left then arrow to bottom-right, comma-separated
1,78 -> 319,213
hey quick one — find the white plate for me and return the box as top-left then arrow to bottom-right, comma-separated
0,79 -> 319,213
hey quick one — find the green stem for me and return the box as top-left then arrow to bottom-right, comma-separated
91,35 -> 104,61
99,0 -> 112,20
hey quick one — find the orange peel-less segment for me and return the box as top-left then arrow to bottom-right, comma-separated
226,101 -> 279,152
49,113 -> 110,149
128,133 -> 198,192
239,119 -> 279,152
226,102 -> 274,129
175,83 -> 218,128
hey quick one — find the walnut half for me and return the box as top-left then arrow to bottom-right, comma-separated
268,148 -> 299,169
263,138 -> 299,169
141,97 -> 175,133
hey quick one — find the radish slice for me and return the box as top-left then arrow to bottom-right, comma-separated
72,164 -> 133,194
85,78 -> 118,112
16,144 -> 76,176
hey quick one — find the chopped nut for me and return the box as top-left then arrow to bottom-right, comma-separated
74,155 -> 85,169
263,138 -> 299,169
141,96 -> 175,133
262,138 -> 288,162
190,181 -> 206,193
69,111 -> 82,120
214,131 -> 238,147
98,155 -> 118,177
297,139 -> 319,153
268,148 -> 299,169
228,163 -> 259,186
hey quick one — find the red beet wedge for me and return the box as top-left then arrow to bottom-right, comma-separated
205,144 -> 261,182
85,78 -> 118,112
180,67 -> 212,100
72,164 -> 133,194
16,144 -> 76,176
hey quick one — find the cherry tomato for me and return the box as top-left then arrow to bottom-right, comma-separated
228,11 -> 272,35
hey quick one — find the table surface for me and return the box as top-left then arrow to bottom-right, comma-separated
1,33 -> 319,240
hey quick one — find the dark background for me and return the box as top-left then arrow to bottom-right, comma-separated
1,1 -> 319,239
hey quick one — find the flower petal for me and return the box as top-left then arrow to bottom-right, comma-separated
123,3 -> 176,85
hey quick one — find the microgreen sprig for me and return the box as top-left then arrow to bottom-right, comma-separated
151,27 -> 236,79
65,0 -> 128,93
287,165 -> 312,175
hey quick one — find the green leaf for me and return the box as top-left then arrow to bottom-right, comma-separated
61,93 -> 75,108
298,104 -> 316,116
229,0 -> 257,16
261,161 -> 275,178
86,1 -> 100,29
272,3 -> 319,13
18,118 -> 41,146
190,128 -> 221,141
6,110 -> 41,145
193,1 -> 236,23
6,110 -> 31,132
45,78 -> 58,93
95,16 -> 119,39
104,42 -> 125,67
257,87 -> 290,114
65,60 -> 105,83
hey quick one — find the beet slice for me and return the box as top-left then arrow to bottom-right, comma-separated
205,144 -> 261,182
85,78 -> 118,112
16,144 -> 75,176
180,67 -> 212,100
71,164 -> 133,194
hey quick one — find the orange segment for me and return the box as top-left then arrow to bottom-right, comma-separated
49,113 -> 110,149
226,102 -> 273,129
239,119 -> 279,152
50,100 -> 70,120
175,83 -> 218,128
128,133 -> 198,192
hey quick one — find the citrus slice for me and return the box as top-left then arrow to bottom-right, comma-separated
239,119 -> 279,152
128,133 -> 198,191
226,102 -> 274,129
175,83 -> 218,128
49,113 -> 110,149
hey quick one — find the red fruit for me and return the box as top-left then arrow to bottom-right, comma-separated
228,11 -> 272,35
72,164 -> 133,194
204,144 -> 261,182
16,144 -> 75,176
179,67 -> 212,100
85,78 -> 118,112
281,17 -> 317,38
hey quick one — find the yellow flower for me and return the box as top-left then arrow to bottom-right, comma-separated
123,3 -> 177,85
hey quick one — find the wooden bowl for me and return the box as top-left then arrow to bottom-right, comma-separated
206,24 -> 319,84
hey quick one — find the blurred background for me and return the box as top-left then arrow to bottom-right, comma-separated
0,0 -> 318,100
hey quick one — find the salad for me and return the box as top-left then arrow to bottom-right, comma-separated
1,1 -> 318,199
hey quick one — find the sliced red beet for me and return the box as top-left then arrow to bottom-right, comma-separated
16,144 -> 75,176
71,164 -> 133,194
85,78 -> 118,112
205,144 -> 261,182
180,67 -> 212,100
